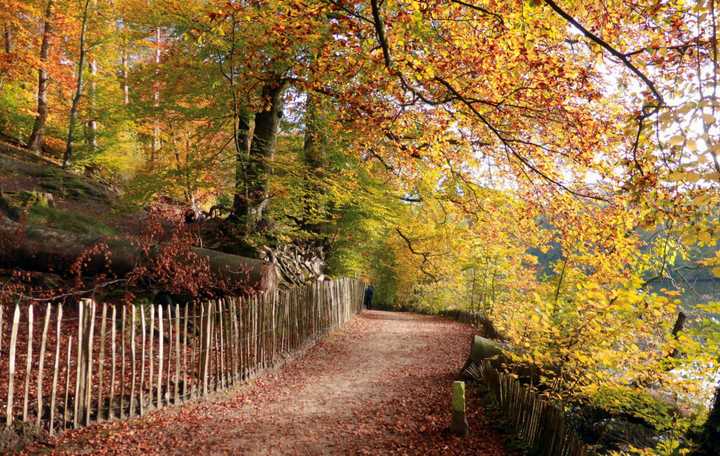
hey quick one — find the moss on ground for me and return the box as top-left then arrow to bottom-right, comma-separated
27,205 -> 117,237
0,153 -> 109,202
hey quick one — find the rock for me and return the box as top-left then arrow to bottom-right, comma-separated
17,190 -> 55,208
468,335 -> 504,364
0,194 -> 20,220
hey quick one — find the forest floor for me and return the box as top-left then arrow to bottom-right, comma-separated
23,310 -> 509,455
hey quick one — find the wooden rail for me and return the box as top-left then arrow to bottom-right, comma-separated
0,278 -> 365,434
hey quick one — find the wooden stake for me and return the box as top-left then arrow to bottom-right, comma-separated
237,298 -> 244,380
23,304 -> 34,422
148,305 -> 155,408
120,304 -> 126,419
63,336 -> 72,429
218,300 -> 225,388
174,304 -> 180,404
139,305 -> 146,415
202,302 -> 210,396
271,293 -> 276,363
6,304 -> 21,426
195,304 -> 203,398
230,298 -> 239,381
182,304 -> 188,401
165,304 -> 171,401
129,305 -> 137,416
157,305 -> 163,407
84,300 -> 96,425
109,304 -> 116,420
73,302 -> 84,428
212,305 -> 220,390
97,303 -> 107,421
49,304 -> 62,434
36,303 -> 52,427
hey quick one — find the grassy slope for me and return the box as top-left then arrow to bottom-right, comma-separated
0,142 -> 121,237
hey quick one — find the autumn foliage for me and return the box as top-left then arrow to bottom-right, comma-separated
2,0 -> 720,452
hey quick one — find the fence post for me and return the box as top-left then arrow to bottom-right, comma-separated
22,304 -> 34,422
97,303 -> 107,421
49,304 -> 62,434
63,336 -> 72,429
73,301 -> 85,428
450,380 -> 469,436
202,302 -> 210,396
182,304 -> 188,401
174,303 -> 180,404
120,304 -> 126,418
36,303 -> 52,427
139,305 -> 146,415
165,304 -> 172,400
83,299 -> 96,425
157,304 -> 163,407
109,304 -> 117,419
148,304 -> 154,410
129,305 -> 137,417
6,304 -> 21,426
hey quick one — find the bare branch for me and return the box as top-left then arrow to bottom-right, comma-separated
370,0 -> 392,68
395,228 -> 439,282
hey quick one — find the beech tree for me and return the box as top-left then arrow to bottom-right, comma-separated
26,0 -> 52,151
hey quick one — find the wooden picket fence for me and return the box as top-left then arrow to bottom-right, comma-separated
467,360 -> 588,456
0,278 -> 364,434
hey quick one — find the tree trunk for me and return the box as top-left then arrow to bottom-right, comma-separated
151,27 -> 161,160
85,0 -> 97,152
0,215 -> 277,293
122,49 -> 129,105
232,109 -> 252,219
303,93 -> 323,169
701,385 -> 720,454
3,23 -> 12,54
86,57 -> 97,152
27,0 -> 54,152
119,19 -> 129,106
234,79 -> 287,232
299,93 -> 334,254
63,0 -> 91,168
301,93 -> 326,232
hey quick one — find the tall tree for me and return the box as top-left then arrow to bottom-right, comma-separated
27,0 -> 54,152
232,79 -> 288,232
63,0 -> 92,167
151,26 -> 161,160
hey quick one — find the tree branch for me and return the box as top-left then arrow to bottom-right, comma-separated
370,0 -> 392,68
395,228 -> 438,281
542,0 -> 663,108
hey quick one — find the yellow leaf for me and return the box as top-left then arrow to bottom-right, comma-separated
668,135 -> 684,146
699,230 -> 712,245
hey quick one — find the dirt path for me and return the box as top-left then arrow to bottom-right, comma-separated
35,311 -> 508,455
